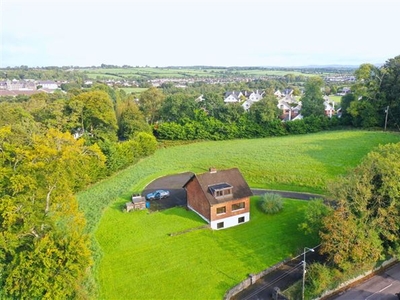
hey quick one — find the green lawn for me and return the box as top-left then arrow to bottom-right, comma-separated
77,130 -> 400,299
96,198 -> 317,299
120,87 -> 148,94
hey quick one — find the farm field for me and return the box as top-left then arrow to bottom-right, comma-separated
76,130 -> 400,299
80,66 -> 348,80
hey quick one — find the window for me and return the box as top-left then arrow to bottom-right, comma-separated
209,183 -> 233,198
232,202 -> 245,211
217,222 -> 224,229
216,206 -> 226,214
238,216 -> 245,223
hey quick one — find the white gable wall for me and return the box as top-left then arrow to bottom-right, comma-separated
210,212 -> 250,230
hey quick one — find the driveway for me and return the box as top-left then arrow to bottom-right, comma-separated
142,172 -> 193,211
143,177 -> 325,212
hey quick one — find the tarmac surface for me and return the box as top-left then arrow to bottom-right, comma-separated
142,171 -> 193,211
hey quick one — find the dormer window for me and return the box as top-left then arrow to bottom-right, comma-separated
209,183 -> 233,199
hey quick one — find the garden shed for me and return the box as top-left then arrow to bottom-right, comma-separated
125,195 -> 146,212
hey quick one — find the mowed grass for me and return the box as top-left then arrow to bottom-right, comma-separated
96,198 -> 317,299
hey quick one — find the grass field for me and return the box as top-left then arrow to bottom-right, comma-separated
96,198 -> 317,299
80,66 -> 345,80
76,130 -> 400,299
120,87 -> 148,94
328,95 -> 342,103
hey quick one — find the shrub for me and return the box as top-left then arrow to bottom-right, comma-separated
259,193 -> 283,214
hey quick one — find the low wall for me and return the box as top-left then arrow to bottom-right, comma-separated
316,257 -> 398,299
223,258 -> 290,300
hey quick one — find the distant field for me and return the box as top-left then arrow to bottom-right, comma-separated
120,87 -> 148,94
328,95 -> 342,103
79,67 -> 347,80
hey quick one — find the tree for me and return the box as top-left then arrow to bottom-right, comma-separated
159,93 -> 196,122
248,95 -> 280,124
320,142 -> 400,270
380,55 -> 400,129
138,87 -> 165,124
320,204 -> 382,271
348,63 -> 385,128
0,128 -> 106,298
299,199 -> 333,236
199,92 -> 225,119
301,77 -> 325,117
71,91 -> 118,142
118,100 -> 150,140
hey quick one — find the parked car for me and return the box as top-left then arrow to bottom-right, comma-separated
145,190 -> 170,200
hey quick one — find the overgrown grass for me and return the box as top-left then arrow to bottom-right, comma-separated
95,198 -> 317,299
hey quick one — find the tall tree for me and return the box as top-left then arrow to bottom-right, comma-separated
347,63 -> 385,128
0,128 -> 106,299
380,55 -> 400,129
118,100 -> 150,140
138,87 -> 165,124
249,95 -> 280,124
301,77 -> 325,117
321,142 -> 400,270
71,91 -> 118,142
159,93 -> 196,122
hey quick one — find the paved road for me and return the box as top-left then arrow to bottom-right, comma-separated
232,247 -> 324,300
326,262 -> 400,300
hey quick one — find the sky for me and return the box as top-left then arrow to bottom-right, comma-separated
0,0 -> 399,68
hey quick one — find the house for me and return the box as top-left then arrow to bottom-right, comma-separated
277,95 -> 301,121
224,91 -> 243,103
37,80 -> 58,90
183,167 -> 253,230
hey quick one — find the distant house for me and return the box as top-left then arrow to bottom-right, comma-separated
226,90 -> 264,109
183,167 -> 252,230
37,80 -> 58,90
277,95 -> 301,121
224,91 -> 243,103
323,96 -> 336,117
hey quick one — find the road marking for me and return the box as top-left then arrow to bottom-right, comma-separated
364,283 -> 393,300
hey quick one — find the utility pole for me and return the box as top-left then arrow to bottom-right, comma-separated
384,106 -> 389,131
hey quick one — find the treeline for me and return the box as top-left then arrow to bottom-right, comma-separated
0,84 -> 156,298
154,113 -> 340,140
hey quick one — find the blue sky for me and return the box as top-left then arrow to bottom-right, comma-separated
1,0 -> 399,68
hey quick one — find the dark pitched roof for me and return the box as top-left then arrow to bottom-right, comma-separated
184,168 -> 253,205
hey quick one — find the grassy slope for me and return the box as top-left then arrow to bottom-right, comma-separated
77,130 -> 400,299
96,199 -> 316,299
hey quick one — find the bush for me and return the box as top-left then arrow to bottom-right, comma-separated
259,193 -> 283,214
